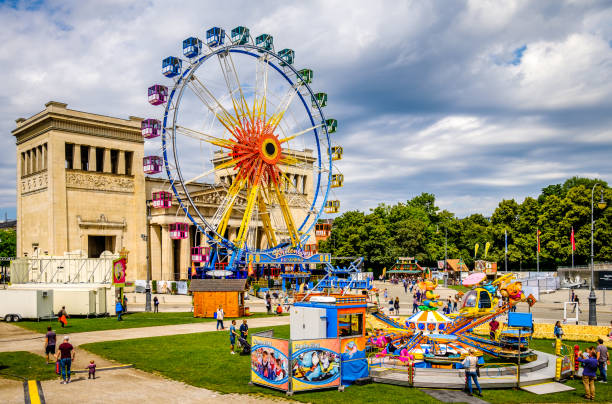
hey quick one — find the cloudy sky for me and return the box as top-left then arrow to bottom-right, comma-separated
1,0 -> 611,219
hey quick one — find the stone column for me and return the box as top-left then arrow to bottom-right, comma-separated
42,144 -> 47,171
118,151 -> 126,175
179,237 -> 190,280
151,224 -> 162,280
89,147 -> 97,172
73,144 -> 81,170
161,225 -> 173,280
26,150 -> 32,175
103,148 -> 111,173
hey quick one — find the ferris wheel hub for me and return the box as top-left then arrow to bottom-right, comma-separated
259,134 -> 281,165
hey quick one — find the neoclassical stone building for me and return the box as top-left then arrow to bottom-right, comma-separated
13,102 -> 316,281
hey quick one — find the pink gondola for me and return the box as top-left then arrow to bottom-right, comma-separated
191,246 -> 210,263
148,85 -> 168,106
152,191 -> 172,208
141,119 -> 161,139
169,222 -> 189,239
143,156 -> 162,174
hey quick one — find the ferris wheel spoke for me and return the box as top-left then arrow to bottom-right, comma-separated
267,82 -> 303,132
213,178 -> 246,241
278,123 -> 323,144
183,157 -> 239,185
235,163 -> 264,248
272,180 -> 300,247
253,55 -> 270,123
187,75 -> 240,135
217,51 -> 252,123
257,188 -> 277,247
173,125 -> 236,149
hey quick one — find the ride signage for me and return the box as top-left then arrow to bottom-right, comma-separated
246,250 -> 331,265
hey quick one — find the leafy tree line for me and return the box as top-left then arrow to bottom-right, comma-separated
318,177 -> 612,276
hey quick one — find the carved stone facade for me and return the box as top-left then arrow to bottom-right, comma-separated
66,170 -> 134,193
21,171 -> 48,195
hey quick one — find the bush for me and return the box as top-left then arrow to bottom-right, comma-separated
152,280 -> 157,293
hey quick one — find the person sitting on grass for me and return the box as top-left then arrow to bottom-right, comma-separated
229,320 -> 238,355
276,303 -> 283,315
578,350 -> 598,400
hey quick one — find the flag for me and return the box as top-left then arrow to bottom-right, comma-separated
571,227 -> 575,251
537,229 -> 541,253
505,229 -> 508,254
382,267 -> 387,278
191,261 -> 197,277
474,243 -> 479,258
484,242 -> 491,258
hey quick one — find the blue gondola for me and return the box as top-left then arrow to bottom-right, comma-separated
182,37 -> 202,58
230,26 -> 249,45
206,27 -> 225,47
255,34 -> 273,51
278,48 -> 295,66
162,57 -> 181,78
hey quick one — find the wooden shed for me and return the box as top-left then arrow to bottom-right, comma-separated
189,279 -> 248,318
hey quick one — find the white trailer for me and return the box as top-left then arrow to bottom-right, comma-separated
8,284 -> 114,316
0,289 -> 54,321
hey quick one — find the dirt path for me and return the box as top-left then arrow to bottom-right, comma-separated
0,315 -> 290,353
0,316 -> 292,404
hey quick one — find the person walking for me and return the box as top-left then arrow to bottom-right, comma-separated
122,294 -> 128,314
229,319 -> 238,354
412,294 -> 419,314
240,319 -> 249,340
596,338 -> 608,383
55,336 -> 75,384
461,349 -> 482,397
44,326 -> 56,364
57,306 -> 68,328
153,296 -> 159,313
403,279 -> 408,294
88,360 -> 96,380
383,288 -> 388,300
578,350 -> 598,400
115,299 -> 123,321
554,321 -> 564,340
453,297 -> 458,312
216,305 -> 225,330
394,297 -> 400,314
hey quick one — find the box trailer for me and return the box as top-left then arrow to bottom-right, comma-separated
53,289 -> 96,317
0,289 -> 54,321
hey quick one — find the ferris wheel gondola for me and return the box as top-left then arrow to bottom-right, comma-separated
143,26 -> 344,274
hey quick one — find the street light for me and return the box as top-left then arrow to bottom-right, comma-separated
144,200 -> 153,312
588,184 -> 607,326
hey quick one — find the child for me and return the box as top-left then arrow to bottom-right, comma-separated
554,321 -> 564,340
229,320 -> 237,354
276,303 -> 283,315
88,360 -> 96,379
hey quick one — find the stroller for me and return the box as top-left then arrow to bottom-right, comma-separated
238,336 -> 251,355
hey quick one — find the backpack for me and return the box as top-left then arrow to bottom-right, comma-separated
214,311 -> 217,319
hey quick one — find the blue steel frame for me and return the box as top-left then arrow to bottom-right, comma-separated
159,41 -> 333,271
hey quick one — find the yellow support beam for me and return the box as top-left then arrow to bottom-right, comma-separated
273,180 -> 300,246
216,178 -> 245,240
257,190 -> 277,247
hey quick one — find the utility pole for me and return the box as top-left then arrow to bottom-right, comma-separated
145,201 -> 152,312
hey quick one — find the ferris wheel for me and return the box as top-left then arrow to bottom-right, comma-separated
142,26 -> 343,271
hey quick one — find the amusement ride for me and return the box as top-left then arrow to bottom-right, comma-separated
142,26 -> 344,277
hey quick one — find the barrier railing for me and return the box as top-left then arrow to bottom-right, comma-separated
368,352 -> 415,386
478,362 -> 519,387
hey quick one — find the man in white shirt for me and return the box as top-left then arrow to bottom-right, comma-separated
216,305 -> 225,330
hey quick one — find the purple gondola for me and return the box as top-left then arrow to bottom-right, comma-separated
148,85 -> 168,106
152,191 -> 172,208
191,246 -> 210,263
143,156 -> 162,174
141,119 -> 161,139
169,223 -> 189,239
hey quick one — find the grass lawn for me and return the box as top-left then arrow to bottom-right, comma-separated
15,312 -> 284,335
0,351 -> 57,381
82,326 -> 612,404
446,285 -> 470,293
82,325 -> 438,404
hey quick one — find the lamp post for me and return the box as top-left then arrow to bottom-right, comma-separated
588,184 -> 606,326
144,200 -> 153,312
444,227 -> 448,287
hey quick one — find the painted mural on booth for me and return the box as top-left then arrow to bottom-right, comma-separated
251,336 -> 289,391
290,339 -> 341,391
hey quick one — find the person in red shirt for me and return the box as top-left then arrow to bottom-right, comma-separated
55,336 -> 75,384
489,319 -> 499,341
